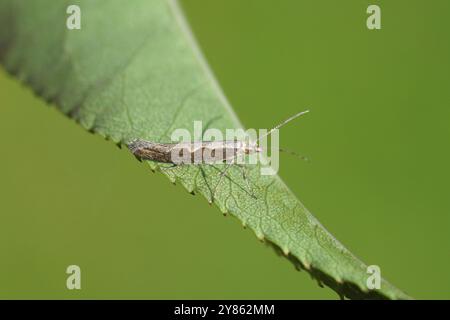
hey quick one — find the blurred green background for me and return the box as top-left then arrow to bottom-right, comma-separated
0,0 -> 449,299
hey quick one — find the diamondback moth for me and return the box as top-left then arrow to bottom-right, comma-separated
128,110 -> 309,165
128,110 -> 310,201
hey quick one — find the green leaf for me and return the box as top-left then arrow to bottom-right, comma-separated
0,0 -> 410,299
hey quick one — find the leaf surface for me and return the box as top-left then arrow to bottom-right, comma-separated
0,0 -> 410,299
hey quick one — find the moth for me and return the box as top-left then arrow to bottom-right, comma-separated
128,110 -> 309,201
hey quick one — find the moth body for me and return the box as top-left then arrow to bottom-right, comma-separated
128,140 -> 261,165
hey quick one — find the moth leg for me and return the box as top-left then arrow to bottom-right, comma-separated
198,165 -> 214,203
237,164 -> 257,200
211,159 -> 236,203
159,163 -> 180,172
206,164 -> 256,200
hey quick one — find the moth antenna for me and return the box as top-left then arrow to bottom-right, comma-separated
279,148 -> 310,162
257,110 -> 310,143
